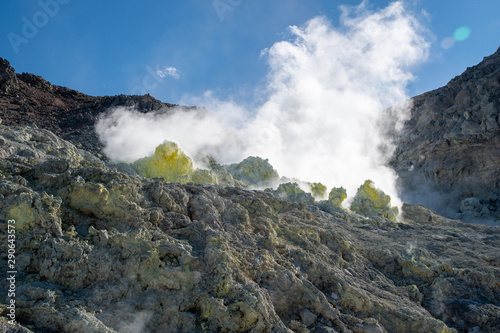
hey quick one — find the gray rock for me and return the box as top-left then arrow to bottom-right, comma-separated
299,308 -> 318,327
226,156 -> 280,188
3,110 -> 500,332
0,317 -> 34,332
353,319 -> 386,333
460,197 -> 484,215
315,324 -> 339,333
391,47 -> 500,222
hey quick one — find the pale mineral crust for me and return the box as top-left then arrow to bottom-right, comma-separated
0,48 -> 499,332
0,122 -> 498,333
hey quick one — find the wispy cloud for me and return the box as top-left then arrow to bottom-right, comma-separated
156,66 -> 180,79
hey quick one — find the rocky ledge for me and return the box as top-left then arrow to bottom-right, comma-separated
391,47 -> 500,222
0,119 -> 499,332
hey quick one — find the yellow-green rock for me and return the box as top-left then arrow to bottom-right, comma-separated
309,182 -> 327,200
200,155 -> 235,186
272,182 -> 314,205
328,187 -> 347,208
68,182 -> 109,216
132,141 -> 194,183
7,201 -> 35,231
350,180 -> 399,222
226,156 -> 279,187
67,182 -> 141,219
191,168 -> 217,184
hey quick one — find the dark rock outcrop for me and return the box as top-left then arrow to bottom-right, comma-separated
392,47 -> 500,222
0,59 -> 19,94
0,58 -> 181,159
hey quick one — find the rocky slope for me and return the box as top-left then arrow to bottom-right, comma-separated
0,50 -> 499,332
0,120 -> 499,332
391,47 -> 500,222
2,49 -> 499,223
0,58 -> 195,160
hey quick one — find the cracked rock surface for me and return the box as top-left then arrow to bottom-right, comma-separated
391,47 -> 500,222
1,124 -> 499,332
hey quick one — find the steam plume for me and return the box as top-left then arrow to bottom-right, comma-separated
96,1 -> 430,204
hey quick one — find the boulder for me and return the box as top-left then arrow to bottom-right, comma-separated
268,182 -> 315,205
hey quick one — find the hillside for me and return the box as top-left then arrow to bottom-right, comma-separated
1,116 -> 499,333
0,52 -> 499,332
1,50 -> 499,222
0,58 -> 190,160
391,47 -> 500,222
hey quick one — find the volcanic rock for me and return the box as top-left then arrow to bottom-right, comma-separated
350,180 -> 399,222
328,187 -> 348,208
0,121 -> 499,332
226,156 -> 280,188
0,59 -> 19,94
0,58 -> 185,159
1,49 -> 500,332
266,182 -> 315,205
392,47 -> 500,222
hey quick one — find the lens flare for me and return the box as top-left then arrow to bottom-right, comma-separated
440,36 -> 455,49
453,26 -> 471,42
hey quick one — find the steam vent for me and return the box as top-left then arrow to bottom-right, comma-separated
1,48 -> 499,332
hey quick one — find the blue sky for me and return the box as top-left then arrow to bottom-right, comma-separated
1,0 -> 499,105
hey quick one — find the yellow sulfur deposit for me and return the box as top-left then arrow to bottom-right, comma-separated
7,201 -> 36,231
191,168 -> 217,185
328,187 -> 347,208
226,156 -> 280,187
132,141 -> 194,183
309,182 -> 327,200
350,180 -> 399,222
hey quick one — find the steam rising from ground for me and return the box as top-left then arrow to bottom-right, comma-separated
97,1 -> 429,204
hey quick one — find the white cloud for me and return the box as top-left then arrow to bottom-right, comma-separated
96,1 -> 430,207
156,66 -> 180,79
